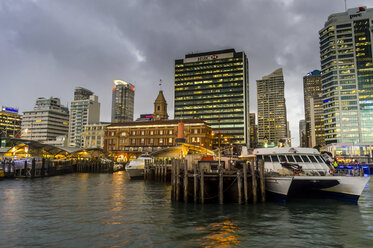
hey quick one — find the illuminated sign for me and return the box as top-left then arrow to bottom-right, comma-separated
348,6 -> 366,19
2,106 -> 18,113
184,52 -> 234,63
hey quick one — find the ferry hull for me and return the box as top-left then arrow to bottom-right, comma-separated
265,177 -> 293,202
126,168 -> 144,179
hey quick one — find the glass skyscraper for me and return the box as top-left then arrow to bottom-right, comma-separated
319,7 -> 373,144
174,49 -> 249,147
111,80 -> 135,123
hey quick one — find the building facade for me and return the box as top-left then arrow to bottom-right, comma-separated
249,113 -> 257,148
83,122 -> 110,149
257,68 -> 288,146
319,7 -> 373,144
104,119 -> 213,153
68,87 -> 100,147
111,80 -> 135,123
299,119 -> 307,147
21,98 -> 69,142
174,49 -> 249,147
0,106 -> 22,142
303,70 -> 325,147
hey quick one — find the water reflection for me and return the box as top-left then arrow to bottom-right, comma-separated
197,219 -> 240,247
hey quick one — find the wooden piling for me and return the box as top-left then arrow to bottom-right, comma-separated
243,162 -> 248,204
237,170 -> 242,204
176,160 -> 181,201
184,160 -> 188,203
250,162 -> 257,204
193,163 -> 198,203
259,159 -> 266,202
200,169 -> 205,204
219,167 -> 224,204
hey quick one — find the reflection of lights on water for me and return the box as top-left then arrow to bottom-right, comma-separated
197,219 -> 240,247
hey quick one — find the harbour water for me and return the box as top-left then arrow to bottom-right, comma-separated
0,172 -> 372,247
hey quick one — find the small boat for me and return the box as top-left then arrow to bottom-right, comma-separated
252,147 -> 370,203
125,156 -> 153,179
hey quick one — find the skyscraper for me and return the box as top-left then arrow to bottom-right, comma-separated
174,49 -> 249,147
21,97 -> 69,142
299,119 -> 306,147
319,7 -> 373,144
257,68 -> 288,146
111,80 -> 135,123
249,113 -> 257,148
68,87 -> 100,147
303,70 -> 325,147
0,106 -> 21,141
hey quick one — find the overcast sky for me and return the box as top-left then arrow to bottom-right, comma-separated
1,0 -> 373,146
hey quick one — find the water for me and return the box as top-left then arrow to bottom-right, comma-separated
0,172 -> 372,248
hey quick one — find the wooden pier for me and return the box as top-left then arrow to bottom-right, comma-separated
145,158 -> 266,204
0,158 -> 114,179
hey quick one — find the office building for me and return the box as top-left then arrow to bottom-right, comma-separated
68,87 -> 100,147
299,119 -> 307,147
303,70 -> 325,147
249,113 -> 257,148
174,49 -> 249,147
83,122 -> 110,149
0,107 -> 22,145
257,68 -> 288,146
21,98 -> 69,142
111,80 -> 135,123
319,7 -> 373,144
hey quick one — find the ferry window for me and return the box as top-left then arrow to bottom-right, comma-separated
271,155 -> 279,162
301,155 -> 310,163
287,155 -> 295,162
263,155 -> 271,162
294,155 -> 303,163
279,155 -> 287,162
315,156 -> 324,163
309,156 -> 317,163
257,155 -> 263,161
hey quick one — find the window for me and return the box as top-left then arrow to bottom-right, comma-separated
279,155 -> 287,162
287,155 -> 295,163
271,155 -> 279,162
141,138 -> 145,144
132,139 -> 136,144
141,131 -> 145,135
121,132 -> 127,136
309,156 -> 317,163
158,106 -> 160,110
168,138 -> 172,143
132,131 -> 136,135
263,155 -> 271,162
159,138 -> 163,144
150,130 -> 154,135
169,130 -> 173,135
150,138 -> 154,143
301,155 -> 310,163
160,130 -> 163,135
294,155 -> 303,163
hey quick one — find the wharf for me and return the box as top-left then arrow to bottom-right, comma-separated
145,158 -> 266,204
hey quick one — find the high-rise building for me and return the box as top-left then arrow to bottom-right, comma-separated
21,98 -> 69,142
303,70 -> 325,147
0,106 -> 22,143
249,113 -> 257,148
257,68 -> 288,146
68,87 -> 100,147
319,7 -> 373,144
174,49 -> 249,147
299,119 -> 306,147
111,80 -> 135,123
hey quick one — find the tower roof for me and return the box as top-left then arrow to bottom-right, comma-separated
155,90 -> 166,102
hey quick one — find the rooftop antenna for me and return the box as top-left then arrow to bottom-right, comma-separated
344,0 -> 347,11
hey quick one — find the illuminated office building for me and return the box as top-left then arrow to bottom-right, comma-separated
68,87 -> 100,147
111,80 -> 135,123
257,68 -> 288,146
21,98 -> 69,142
303,70 -> 325,147
319,7 -> 373,144
0,106 -> 22,141
174,49 -> 249,147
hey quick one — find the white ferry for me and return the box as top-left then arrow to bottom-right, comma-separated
253,147 -> 370,203
125,156 -> 153,179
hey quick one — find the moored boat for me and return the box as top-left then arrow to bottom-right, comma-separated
253,147 -> 370,203
125,156 -> 153,179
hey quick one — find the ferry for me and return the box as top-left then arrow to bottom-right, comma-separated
125,156 -> 153,179
253,147 -> 370,203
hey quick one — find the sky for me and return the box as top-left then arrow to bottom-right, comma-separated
1,0 -> 373,146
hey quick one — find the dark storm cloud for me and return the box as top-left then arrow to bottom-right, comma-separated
1,0 -> 373,145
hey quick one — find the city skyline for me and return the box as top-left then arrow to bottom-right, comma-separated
1,0 -> 373,146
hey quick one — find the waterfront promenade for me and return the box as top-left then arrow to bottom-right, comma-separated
0,172 -> 372,247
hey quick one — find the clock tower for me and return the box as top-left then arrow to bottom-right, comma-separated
153,90 -> 168,120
